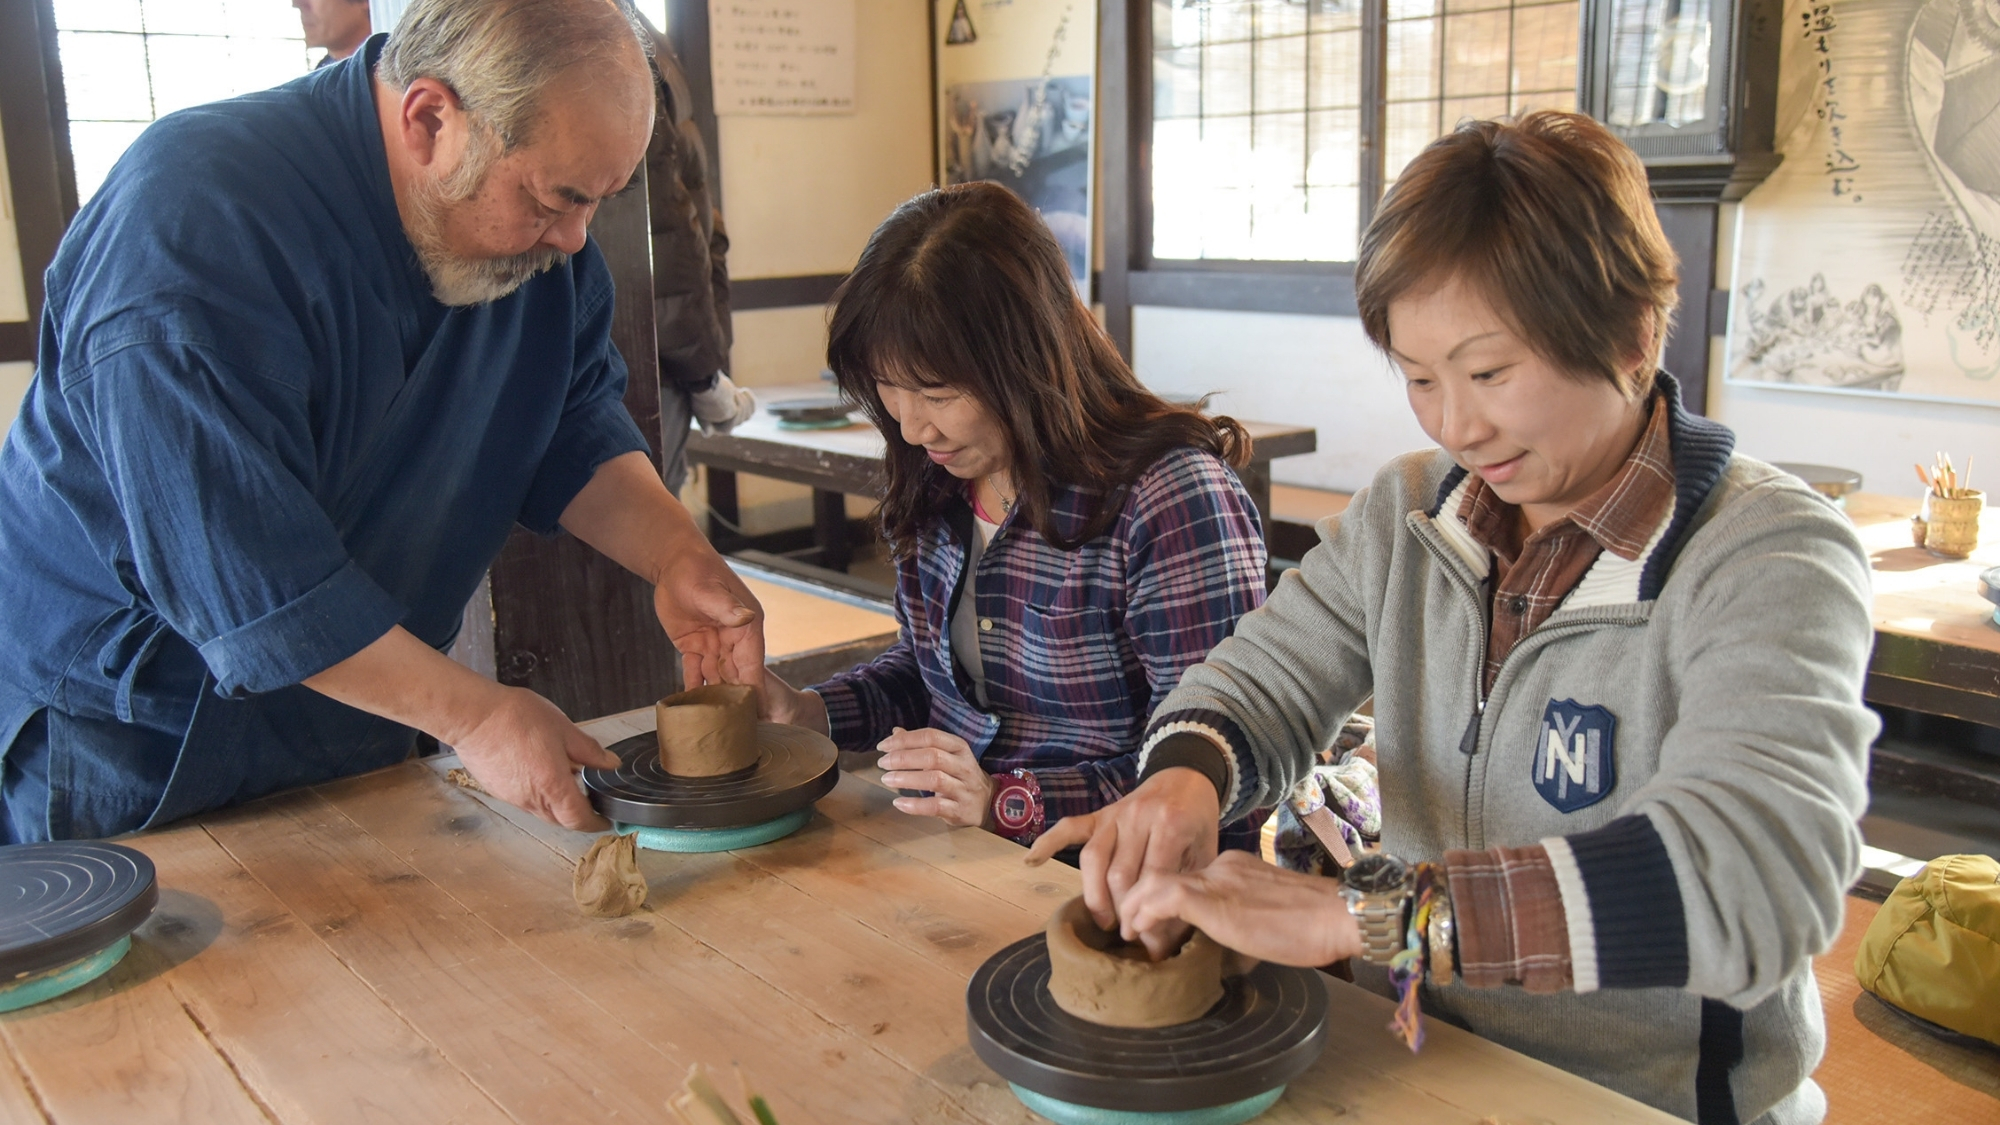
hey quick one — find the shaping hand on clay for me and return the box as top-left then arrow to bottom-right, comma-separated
1118,850 -> 1365,968
1026,766 -> 1222,959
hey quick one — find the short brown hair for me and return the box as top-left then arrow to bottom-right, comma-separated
1354,111 -> 1678,396
828,182 -> 1248,557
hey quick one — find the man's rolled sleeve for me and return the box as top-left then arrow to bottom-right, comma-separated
74,341 -> 410,695
519,277 -> 650,534
196,559 -> 405,695
518,392 -> 650,534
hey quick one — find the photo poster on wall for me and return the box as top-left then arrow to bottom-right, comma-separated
709,0 -> 857,116
1725,0 -> 2000,406
933,0 -> 1097,290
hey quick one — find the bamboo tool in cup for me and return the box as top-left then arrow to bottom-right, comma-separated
1916,452 -> 1984,560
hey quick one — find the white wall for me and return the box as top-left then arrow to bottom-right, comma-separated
0,363 -> 31,438
1707,204 -> 2000,499
715,0 -> 932,281
696,0 -> 932,533
1,113 -> 30,444
1131,306 -> 1433,494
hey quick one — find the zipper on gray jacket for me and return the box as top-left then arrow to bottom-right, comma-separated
1410,518 -> 1492,757
1457,697 -> 1485,756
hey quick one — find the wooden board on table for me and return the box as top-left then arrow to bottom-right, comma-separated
1847,493 -> 2000,654
0,917 -> 271,1125
575,714 -> 1681,1124
321,764 -> 994,1125
194,788 -> 697,1123
129,822 -> 509,1125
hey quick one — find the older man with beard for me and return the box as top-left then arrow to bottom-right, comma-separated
0,0 -> 765,842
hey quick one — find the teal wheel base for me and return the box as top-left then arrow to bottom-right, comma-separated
619,807 -> 813,853
1008,1084 -> 1284,1125
0,935 -> 131,1013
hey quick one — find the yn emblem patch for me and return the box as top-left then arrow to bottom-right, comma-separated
1534,699 -> 1617,813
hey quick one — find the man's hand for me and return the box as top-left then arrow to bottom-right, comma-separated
653,551 -> 764,688
303,626 -> 619,833
557,451 -> 765,687
1119,850 -> 1363,968
879,727 -> 995,829
1025,766 -> 1221,957
448,686 -> 621,831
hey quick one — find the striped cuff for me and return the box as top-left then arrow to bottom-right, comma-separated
1139,709 -> 1259,818
1543,814 -> 1688,992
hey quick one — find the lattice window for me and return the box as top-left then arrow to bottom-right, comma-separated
51,0 -> 316,204
1150,0 -> 1580,264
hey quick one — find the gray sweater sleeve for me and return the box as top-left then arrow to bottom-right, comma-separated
1138,459 -> 1398,817
1608,480 -> 1875,1008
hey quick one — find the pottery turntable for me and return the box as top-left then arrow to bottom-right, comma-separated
0,841 -> 159,1012
967,898 -> 1330,1125
582,684 -> 839,853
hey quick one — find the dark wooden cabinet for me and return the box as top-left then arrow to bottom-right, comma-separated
1580,0 -> 1787,413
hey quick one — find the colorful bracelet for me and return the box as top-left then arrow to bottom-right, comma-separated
1387,862 -> 1447,1052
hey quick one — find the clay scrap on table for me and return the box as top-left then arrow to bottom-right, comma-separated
573,832 -> 647,918
656,684 -> 761,777
1044,895 -> 1241,1028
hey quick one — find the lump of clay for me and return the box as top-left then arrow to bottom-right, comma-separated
656,684 -> 760,777
574,832 -> 647,918
1045,895 -> 1235,1027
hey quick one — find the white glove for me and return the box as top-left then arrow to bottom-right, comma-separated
691,372 -> 756,435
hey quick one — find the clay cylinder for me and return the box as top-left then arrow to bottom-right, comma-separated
1044,896 -> 1230,1028
655,684 -> 760,777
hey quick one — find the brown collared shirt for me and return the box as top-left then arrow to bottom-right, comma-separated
1460,394 -> 1675,693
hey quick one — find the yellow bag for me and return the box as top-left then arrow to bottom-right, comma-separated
1854,854 -> 2000,1046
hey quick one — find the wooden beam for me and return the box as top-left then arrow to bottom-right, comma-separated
486,166 -> 682,720
1097,0 -> 1136,357
0,0 -> 79,345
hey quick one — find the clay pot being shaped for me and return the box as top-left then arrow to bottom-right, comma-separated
655,684 -> 760,777
1044,896 -> 1250,1028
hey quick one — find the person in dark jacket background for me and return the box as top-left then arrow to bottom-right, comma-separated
632,10 -> 753,492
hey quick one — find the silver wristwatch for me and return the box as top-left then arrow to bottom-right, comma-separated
1339,851 -> 1414,965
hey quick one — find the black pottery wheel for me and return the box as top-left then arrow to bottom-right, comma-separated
967,933 -> 1330,1112
0,841 -> 158,980
583,727 -> 838,829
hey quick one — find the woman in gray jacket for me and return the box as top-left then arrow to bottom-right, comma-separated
1032,111 -> 1876,1125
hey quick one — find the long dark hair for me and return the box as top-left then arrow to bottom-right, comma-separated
828,182 -> 1249,558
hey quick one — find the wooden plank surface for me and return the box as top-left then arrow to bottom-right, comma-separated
573,710 -> 1681,1125
1,703 -> 1681,1123
1846,492 -> 1999,655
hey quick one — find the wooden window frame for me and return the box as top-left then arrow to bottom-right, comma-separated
1100,0 -> 1386,353
0,0 -> 76,364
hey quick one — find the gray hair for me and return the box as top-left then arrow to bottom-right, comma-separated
379,0 -> 653,151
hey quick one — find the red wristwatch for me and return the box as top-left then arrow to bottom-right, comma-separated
990,769 -> 1044,842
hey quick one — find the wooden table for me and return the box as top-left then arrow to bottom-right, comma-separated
0,709 -> 1678,1125
1845,493 -> 2000,728
688,384 -> 1318,572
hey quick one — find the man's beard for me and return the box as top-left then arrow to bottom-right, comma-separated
405,133 -> 566,307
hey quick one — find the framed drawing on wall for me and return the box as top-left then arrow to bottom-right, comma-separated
933,0 -> 1097,290
1723,0 -> 2000,408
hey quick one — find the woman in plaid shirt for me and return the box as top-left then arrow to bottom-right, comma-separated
761,182 -> 1271,851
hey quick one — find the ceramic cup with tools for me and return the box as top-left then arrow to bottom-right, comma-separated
1921,490 -> 1985,560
